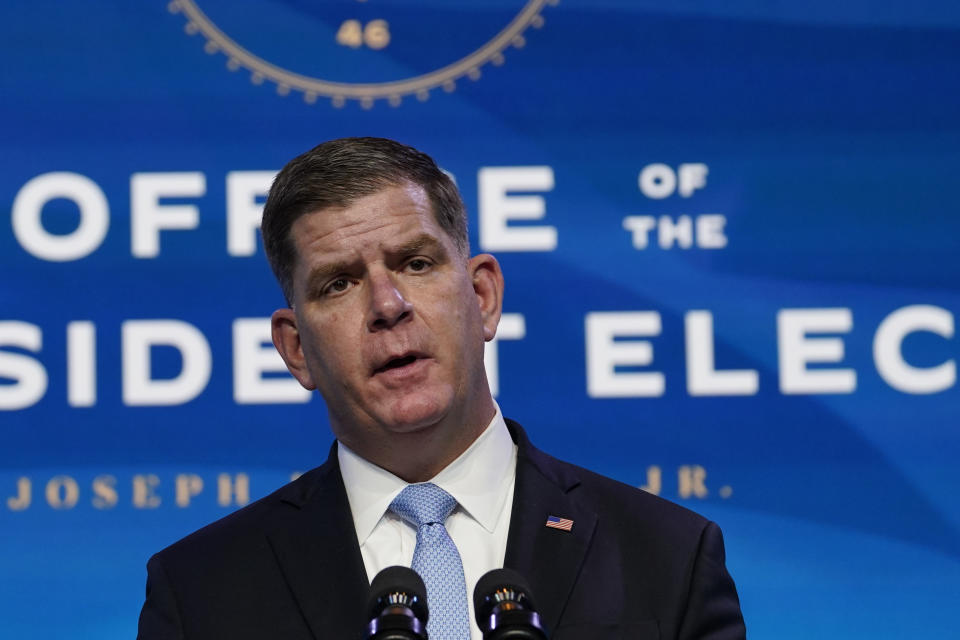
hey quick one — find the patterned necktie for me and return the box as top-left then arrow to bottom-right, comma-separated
389,483 -> 471,640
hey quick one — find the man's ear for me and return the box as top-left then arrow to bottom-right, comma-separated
468,253 -> 505,341
271,308 -> 317,390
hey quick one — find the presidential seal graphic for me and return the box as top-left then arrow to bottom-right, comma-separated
169,0 -> 557,108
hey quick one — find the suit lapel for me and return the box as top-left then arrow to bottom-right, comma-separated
265,446 -> 369,640
503,421 -> 598,634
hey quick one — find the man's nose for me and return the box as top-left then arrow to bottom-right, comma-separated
367,270 -> 412,331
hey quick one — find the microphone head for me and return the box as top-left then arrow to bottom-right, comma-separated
474,568 -> 547,638
367,565 -> 429,624
473,568 -> 537,620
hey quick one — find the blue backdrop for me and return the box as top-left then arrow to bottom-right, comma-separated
2,1 -> 959,637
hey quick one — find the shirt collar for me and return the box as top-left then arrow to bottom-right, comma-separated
338,404 -> 516,544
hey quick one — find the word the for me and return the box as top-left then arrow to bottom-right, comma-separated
624,162 -> 728,251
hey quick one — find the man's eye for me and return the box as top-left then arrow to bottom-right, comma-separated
407,258 -> 431,272
324,278 -> 352,295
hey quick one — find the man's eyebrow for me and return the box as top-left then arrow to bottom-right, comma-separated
304,234 -> 450,291
305,260 -> 353,291
391,233 -> 448,258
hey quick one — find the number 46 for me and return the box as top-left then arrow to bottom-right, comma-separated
336,19 -> 390,50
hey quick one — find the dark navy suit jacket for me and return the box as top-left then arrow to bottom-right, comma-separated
137,420 -> 746,639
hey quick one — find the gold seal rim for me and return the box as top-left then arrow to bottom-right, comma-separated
170,0 -> 555,106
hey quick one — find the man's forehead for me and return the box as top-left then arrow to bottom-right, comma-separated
293,207 -> 441,257
295,182 -> 431,234
289,202 -> 455,278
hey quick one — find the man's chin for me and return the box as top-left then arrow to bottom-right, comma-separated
377,400 -> 451,435
367,384 -> 456,431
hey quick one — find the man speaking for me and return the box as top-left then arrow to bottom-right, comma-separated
137,138 -> 746,639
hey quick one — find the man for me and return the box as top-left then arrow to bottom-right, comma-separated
137,138 -> 746,639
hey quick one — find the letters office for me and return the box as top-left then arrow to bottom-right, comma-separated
137,137 -> 746,639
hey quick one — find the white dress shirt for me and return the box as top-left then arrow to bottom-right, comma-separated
338,405 -> 518,640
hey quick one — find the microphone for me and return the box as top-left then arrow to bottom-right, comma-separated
363,566 -> 429,640
473,568 -> 548,639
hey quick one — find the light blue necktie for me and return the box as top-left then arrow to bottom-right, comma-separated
389,483 -> 471,640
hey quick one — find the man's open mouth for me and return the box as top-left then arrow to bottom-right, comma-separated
375,354 -> 419,374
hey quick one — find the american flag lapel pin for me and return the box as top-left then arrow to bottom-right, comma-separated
545,515 -> 574,532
